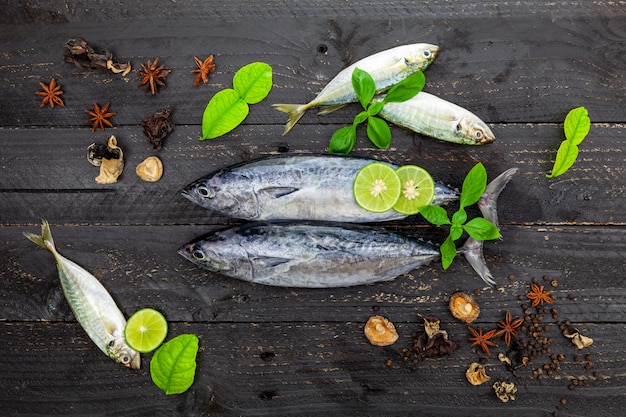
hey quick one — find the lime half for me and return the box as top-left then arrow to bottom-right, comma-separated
393,165 -> 435,215
353,162 -> 401,213
124,308 -> 168,353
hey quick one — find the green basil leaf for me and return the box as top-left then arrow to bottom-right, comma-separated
564,106 -> 590,146
150,334 -> 199,395
354,111 -> 368,125
460,163 -> 487,208
452,208 -> 467,225
547,140 -> 579,178
367,101 -> 385,116
352,68 -> 376,110
201,89 -> 249,139
419,205 -> 451,226
366,116 -> 391,149
329,125 -> 357,154
383,71 -> 425,103
440,235 -> 457,270
450,224 -> 464,241
233,62 -> 273,104
463,218 -> 501,240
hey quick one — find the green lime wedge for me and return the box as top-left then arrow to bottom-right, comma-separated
393,165 -> 435,215
353,162 -> 401,213
124,308 -> 168,353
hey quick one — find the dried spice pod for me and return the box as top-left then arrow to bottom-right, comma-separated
136,156 -> 163,182
93,135 -> 124,184
563,327 -> 593,349
449,292 -> 480,323
141,108 -> 174,150
466,362 -> 491,386
364,316 -> 399,346
493,381 -> 517,402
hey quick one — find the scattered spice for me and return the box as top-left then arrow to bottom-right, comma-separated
36,77 -> 64,108
494,311 -> 524,346
493,381 -> 517,403
139,57 -> 171,95
364,316 -> 398,346
136,156 -> 163,182
141,108 -> 174,151
192,55 -> 216,86
63,38 -> 131,75
449,292 -> 480,323
468,326 -> 498,356
466,362 -> 491,386
85,102 -> 116,132
89,135 -> 124,184
527,284 -> 554,307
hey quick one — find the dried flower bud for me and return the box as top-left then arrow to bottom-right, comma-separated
466,362 -> 491,386
493,381 -> 517,402
449,292 -> 480,323
364,316 -> 398,346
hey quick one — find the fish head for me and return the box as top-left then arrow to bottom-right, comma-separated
182,170 -> 259,219
178,234 -> 252,279
455,116 -> 495,145
404,43 -> 440,70
107,337 -> 140,369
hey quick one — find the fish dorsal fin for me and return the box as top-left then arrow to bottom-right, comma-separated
257,186 -> 299,199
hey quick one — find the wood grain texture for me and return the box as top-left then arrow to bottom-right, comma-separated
1,1 -> 625,416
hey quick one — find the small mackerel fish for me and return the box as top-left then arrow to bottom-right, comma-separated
374,92 -> 495,145
273,43 -> 439,134
182,154 -> 458,223
24,220 -> 140,369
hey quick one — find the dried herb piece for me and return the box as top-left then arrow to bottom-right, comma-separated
139,57 -> 171,95
466,362 -> 491,386
136,156 -> 163,182
364,316 -> 398,346
493,381 -> 517,402
192,55 -> 215,86
527,284 -> 554,307
89,135 -> 124,184
563,327 -> 593,349
141,108 -> 174,151
64,38 -> 130,75
468,326 -> 498,356
85,102 -> 116,132
406,314 -> 458,362
36,77 -> 64,108
494,311 -> 524,346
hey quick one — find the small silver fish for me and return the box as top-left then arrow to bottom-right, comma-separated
182,154 -> 458,223
24,220 -> 140,369
273,43 -> 439,134
374,92 -> 495,145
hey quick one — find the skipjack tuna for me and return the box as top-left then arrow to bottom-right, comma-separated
179,169 -> 517,288
273,43 -> 439,134
374,92 -> 495,145
23,220 -> 140,369
182,154 -> 459,223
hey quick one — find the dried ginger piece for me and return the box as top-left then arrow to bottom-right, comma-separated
93,135 -> 124,184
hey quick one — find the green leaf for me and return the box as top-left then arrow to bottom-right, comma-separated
352,68 -> 376,110
150,334 -> 199,395
354,111 -> 368,125
383,71 -> 425,103
547,140 -> 579,178
452,208 -> 467,225
440,235 -> 457,270
564,106 -> 590,145
419,205 -> 451,226
329,125 -> 357,154
367,101 -> 385,116
201,89 -> 249,139
450,224 -> 464,241
463,218 -> 501,240
366,116 -> 391,149
233,62 -> 273,104
460,163 -> 487,208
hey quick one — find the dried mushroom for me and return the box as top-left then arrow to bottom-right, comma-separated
563,327 -> 593,349
493,381 -> 517,403
136,156 -> 163,182
364,316 -> 399,346
141,108 -> 174,150
88,135 -> 124,184
64,38 -> 130,75
449,292 -> 480,323
409,314 -> 458,360
466,362 -> 491,386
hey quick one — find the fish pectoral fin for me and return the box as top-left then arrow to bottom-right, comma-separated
257,186 -> 299,199
251,256 -> 292,268
318,104 -> 347,115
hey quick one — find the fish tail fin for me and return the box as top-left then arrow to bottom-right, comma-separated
272,103 -> 309,135
23,219 -> 56,253
461,168 -> 518,286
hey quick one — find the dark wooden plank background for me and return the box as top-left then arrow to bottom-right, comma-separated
1,1 -> 625,416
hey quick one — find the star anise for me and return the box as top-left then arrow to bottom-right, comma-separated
494,311 -> 524,346
192,55 -> 215,86
527,284 -> 554,307
468,326 -> 498,356
36,77 -> 64,108
85,102 -> 116,132
138,57 -> 171,95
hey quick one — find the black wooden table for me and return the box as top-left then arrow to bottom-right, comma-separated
1,1 -> 625,416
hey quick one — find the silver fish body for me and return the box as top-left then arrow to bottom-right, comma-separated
182,154 -> 458,223
375,92 -> 495,145
23,220 -> 140,369
178,222 -> 440,288
273,43 -> 439,134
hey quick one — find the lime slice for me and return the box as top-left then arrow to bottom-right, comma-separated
353,162 -> 401,213
393,165 -> 435,215
124,308 -> 168,353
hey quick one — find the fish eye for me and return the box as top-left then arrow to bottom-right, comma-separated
476,130 -> 483,138
423,50 -> 431,58
193,249 -> 206,260
196,186 -> 213,198
122,356 -> 129,363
